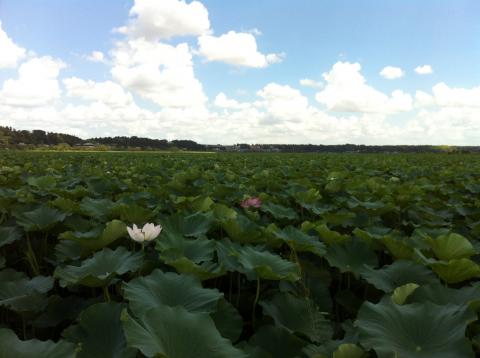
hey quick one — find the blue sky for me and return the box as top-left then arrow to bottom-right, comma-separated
0,0 -> 479,144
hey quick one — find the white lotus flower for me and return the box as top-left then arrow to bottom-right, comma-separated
127,223 -> 162,242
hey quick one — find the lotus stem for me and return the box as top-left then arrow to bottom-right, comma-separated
252,278 -> 261,330
103,286 -> 111,302
25,234 -> 40,276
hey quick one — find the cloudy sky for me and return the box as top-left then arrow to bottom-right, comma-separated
0,0 -> 479,144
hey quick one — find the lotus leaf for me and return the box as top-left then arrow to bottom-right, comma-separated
121,305 -> 247,358
360,260 -> 439,292
0,328 -> 77,358
63,302 -> 136,358
355,298 -> 476,358
55,247 -> 143,287
260,292 -> 332,343
123,269 -> 223,315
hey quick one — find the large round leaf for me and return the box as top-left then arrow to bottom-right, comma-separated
15,206 -> 66,232
123,269 -> 223,315
211,299 -> 244,343
63,302 -> 136,358
260,292 -> 332,343
55,247 -> 143,287
325,239 -> 378,276
355,298 -> 476,358
0,226 -> 21,248
360,260 -> 439,292
273,226 -> 326,257
427,233 -> 476,261
0,328 -> 76,358
59,220 -> 126,251
248,325 -> 307,358
121,306 -> 247,358
236,246 -> 300,281
0,269 -> 53,312
430,258 -> 480,284
408,282 -> 480,310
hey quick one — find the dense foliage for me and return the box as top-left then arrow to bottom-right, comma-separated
0,151 -> 479,357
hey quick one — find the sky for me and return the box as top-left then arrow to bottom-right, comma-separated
0,0 -> 479,145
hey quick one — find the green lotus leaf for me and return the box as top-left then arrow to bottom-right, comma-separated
27,175 -> 57,190
216,239 -> 245,272
260,292 -> 332,343
34,295 -> 98,328
211,299 -> 243,343
325,239 -> 378,276
248,325 -> 307,358
59,220 -> 126,251
382,236 -> 414,259
355,298 -> 476,358
273,226 -> 326,257
0,328 -> 77,358
121,306 -> 247,358
212,203 -> 237,222
360,260 -> 439,292
161,212 -> 214,240
392,283 -> 420,305
15,206 -> 66,232
54,247 -> 143,287
333,344 -> 366,358
323,211 -> 356,227
0,269 -> 53,312
123,269 -> 223,315
430,258 -> 480,284
113,203 -> 157,224
311,224 -> 349,245
261,202 -> 298,220
51,196 -> 79,214
63,302 -> 136,358
157,235 -> 215,263
80,197 -> 115,220
221,214 -> 264,244
236,245 -> 301,281
0,226 -> 21,248
408,282 -> 480,310
160,256 -> 226,281
427,233 -> 476,261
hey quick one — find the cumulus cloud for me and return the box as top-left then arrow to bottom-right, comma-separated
415,65 -> 433,75
198,31 -> 284,68
315,62 -> 413,113
214,93 -> 249,110
87,51 -> 106,63
118,0 -> 210,40
0,57 -> 65,107
380,66 -> 405,79
299,78 -> 322,88
63,77 -> 133,107
0,21 -> 27,69
110,39 -> 207,108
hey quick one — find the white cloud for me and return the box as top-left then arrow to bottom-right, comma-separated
0,21 -> 27,69
380,66 -> 405,79
198,31 -> 284,68
415,65 -> 433,75
119,0 -> 210,40
63,77 -> 133,107
256,83 -> 312,122
87,51 -> 106,63
0,57 -> 65,107
299,78 -> 322,88
431,82 -> 480,108
315,62 -> 413,113
214,93 -> 249,110
110,39 -> 207,108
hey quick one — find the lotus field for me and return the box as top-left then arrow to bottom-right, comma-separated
1,151 -> 480,357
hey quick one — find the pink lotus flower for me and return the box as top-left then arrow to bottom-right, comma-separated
240,197 -> 262,209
